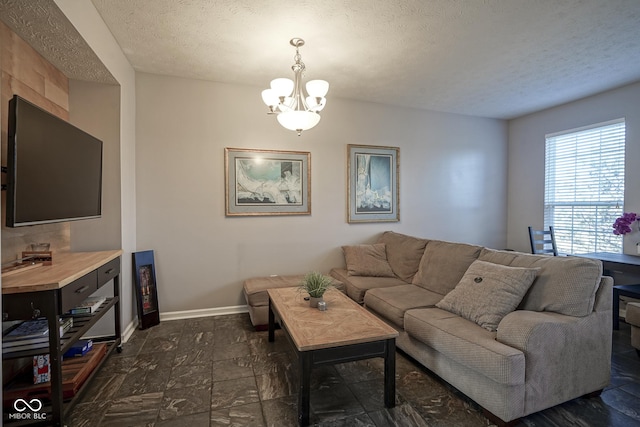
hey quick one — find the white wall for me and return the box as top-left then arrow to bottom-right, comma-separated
507,81 -> 640,253
136,73 -> 508,312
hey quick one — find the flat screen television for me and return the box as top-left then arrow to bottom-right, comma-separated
6,95 -> 103,227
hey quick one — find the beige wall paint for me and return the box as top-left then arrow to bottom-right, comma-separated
136,73 -> 508,312
507,81 -> 640,254
68,80 -> 121,252
68,80 -> 122,251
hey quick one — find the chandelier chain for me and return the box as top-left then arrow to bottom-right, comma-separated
293,48 -> 305,74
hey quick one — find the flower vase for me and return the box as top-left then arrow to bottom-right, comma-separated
309,296 -> 323,308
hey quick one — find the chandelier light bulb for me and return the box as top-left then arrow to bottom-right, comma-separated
270,78 -> 294,98
261,38 -> 328,135
261,89 -> 279,109
277,111 -> 321,136
306,80 -> 329,98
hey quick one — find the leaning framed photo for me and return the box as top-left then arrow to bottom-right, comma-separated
347,144 -> 399,223
132,250 -> 160,330
225,148 -> 311,216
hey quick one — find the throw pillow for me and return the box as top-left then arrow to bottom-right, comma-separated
342,243 -> 396,277
436,260 -> 540,332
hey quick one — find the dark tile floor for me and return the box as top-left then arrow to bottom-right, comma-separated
69,314 -> 640,426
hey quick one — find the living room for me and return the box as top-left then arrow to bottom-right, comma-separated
1,1 -> 640,426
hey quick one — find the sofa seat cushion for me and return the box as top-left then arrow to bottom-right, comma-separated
342,243 -> 396,277
376,231 -> 428,282
404,308 -> 526,386
364,285 -> 443,328
478,249 -> 602,317
436,260 -> 540,332
412,240 -> 482,295
330,268 -> 406,304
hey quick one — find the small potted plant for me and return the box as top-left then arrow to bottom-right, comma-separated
299,271 -> 333,307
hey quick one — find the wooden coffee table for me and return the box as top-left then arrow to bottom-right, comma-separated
268,287 -> 399,426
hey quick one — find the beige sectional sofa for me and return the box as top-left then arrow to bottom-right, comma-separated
330,231 -> 612,425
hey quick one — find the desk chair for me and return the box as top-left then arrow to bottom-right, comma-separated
528,226 -> 558,256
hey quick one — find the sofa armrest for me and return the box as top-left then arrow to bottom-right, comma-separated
497,310 -> 584,351
497,276 -> 612,350
495,277 -> 612,415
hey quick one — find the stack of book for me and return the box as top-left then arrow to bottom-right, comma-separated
63,339 -> 93,358
67,296 -> 107,315
2,317 -> 73,354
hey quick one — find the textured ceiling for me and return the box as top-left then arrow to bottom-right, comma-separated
3,1 -> 640,119
0,0 -> 116,85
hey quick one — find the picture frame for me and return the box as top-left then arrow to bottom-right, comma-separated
225,147 -> 311,216
347,144 -> 399,223
133,250 -> 160,330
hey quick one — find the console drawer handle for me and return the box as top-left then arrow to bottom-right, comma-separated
75,285 -> 90,294
105,268 -> 114,275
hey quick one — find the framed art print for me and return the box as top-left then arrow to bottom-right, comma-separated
133,250 -> 160,330
347,144 -> 399,223
225,148 -> 311,216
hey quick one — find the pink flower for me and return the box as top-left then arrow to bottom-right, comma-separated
613,212 -> 638,235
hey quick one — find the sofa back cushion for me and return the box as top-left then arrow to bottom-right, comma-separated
412,240 -> 483,295
478,248 -> 602,317
342,243 -> 397,277
376,231 -> 429,282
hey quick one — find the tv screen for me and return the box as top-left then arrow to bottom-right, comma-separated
6,95 -> 103,227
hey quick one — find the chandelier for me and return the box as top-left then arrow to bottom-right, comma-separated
261,38 -> 329,136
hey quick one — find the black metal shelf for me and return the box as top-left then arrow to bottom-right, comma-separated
2,297 -> 119,360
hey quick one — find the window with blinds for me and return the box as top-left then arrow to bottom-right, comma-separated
544,119 -> 626,254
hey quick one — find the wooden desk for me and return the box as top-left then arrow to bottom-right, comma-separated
2,250 -> 122,427
578,252 -> 640,330
579,252 -> 640,276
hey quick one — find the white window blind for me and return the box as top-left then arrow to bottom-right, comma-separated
544,119 -> 626,254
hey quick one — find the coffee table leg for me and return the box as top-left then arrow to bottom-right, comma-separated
384,338 -> 396,408
298,352 -> 312,426
268,298 -> 275,342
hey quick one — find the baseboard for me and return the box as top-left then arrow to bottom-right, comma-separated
79,318 -> 138,343
159,305 -> 249,322
109,306 -> 248,343
122,318 -> 138,343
